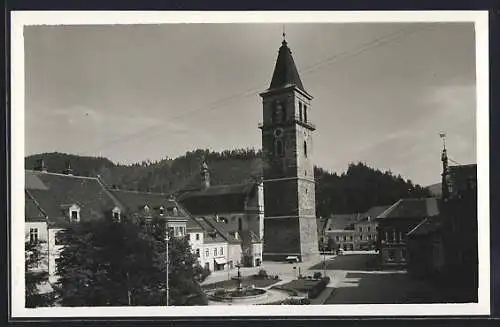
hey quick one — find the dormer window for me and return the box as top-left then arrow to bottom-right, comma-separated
159,206 -> 165,216
69,204 -> 80,223
172,207 -> 178,216
112,206 -> 121,223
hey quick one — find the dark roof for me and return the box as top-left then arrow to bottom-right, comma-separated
377,198 -> 440,220
193,217 -> 227,244
25,170 -> 122,222
201,216 -> 241,244
110,189 -> 188,222
178,183 -> 256,215
362,205 -> 392,221
268,40 -> 308,94
25,171 -> 49,190
407,216 -> 442,236
25,191 -> 47,222
325,213 -> 361,231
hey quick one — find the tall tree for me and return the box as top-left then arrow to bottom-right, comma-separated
55,216 -> 207,306
25,241 -> 51,307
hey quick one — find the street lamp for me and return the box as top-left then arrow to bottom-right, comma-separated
165,224 -> 170,306
235,264 -> 242,293
322,232 -> 327,277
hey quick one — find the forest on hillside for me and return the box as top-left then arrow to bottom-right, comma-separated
25,149 -> 431,216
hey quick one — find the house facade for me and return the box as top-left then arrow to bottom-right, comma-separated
376,197 -> 440,267
24,159 -> 244,295
321,206 -> 388,251
177,160 -> 264,267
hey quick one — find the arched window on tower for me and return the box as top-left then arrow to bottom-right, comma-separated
304,141 -> 308,158
275,139 -> 285,157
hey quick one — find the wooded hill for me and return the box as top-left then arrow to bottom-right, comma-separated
25,149 -> 431,216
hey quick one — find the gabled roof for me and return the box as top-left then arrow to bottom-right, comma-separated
324,213 -> 361,231
362,205 -> 392,221
177,182 -> 257,215
25,191 -> 47,222
377,198 -> 440,220
268,40 -> 308,95
25,170 -> 121,222
201,216 -> 241,244
192,217 -> 227,244
110,189 -> 188,222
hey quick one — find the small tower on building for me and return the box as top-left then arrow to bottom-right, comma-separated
200,158 -> 210,190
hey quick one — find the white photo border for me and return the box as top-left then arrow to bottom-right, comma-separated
10,10 -> 490,318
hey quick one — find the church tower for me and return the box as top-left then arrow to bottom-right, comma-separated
259,36 -> 319,262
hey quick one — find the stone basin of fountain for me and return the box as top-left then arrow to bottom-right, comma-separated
210,287 -> 268,303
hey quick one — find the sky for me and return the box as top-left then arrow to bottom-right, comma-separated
24,22 -> 477,187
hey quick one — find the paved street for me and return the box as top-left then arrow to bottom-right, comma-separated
202,252 -> 447,305
320,253 -> 447,304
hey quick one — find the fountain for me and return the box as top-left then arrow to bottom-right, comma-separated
208,264 -> 289,305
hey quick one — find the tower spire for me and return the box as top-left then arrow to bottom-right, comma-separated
266,33 -> 309,95
440,132 -> 450,200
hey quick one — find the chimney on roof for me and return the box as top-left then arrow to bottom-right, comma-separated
63,160 -> 73,175
34,159 -> 48,172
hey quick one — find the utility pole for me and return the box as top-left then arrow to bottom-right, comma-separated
165,223 -> 170,307
322,231 -> 327,277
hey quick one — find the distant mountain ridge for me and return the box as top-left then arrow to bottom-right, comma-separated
426,182 -> 442,197
25,149 -> 431,216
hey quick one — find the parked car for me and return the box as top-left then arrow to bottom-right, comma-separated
286,256 -> 300,263
336,249 -> 344,255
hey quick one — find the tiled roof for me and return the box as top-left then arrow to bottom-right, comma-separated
25,171 -> 49,190
178,183 -> 256,215
268,40 -> 308,94
25,170 -> 121,222
407,216 -> 442,236
201,216 -> 241,244
25,191 -> 47,222
110,189 -> 189,223
193,217 -> 227,244
377,198 -> 440,220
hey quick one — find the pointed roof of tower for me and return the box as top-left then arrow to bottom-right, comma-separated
268,39 -> 308,94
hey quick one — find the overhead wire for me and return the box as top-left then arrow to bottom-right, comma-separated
77,24 -> 434,157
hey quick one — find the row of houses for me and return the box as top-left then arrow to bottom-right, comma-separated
319,205 -> 387,251
317,146 -> 478,303
25,159 -> 264,292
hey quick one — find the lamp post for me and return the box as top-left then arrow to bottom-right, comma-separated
322,232 -> 327,277
165,224 -> 170,307
235,264 -> 242,293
